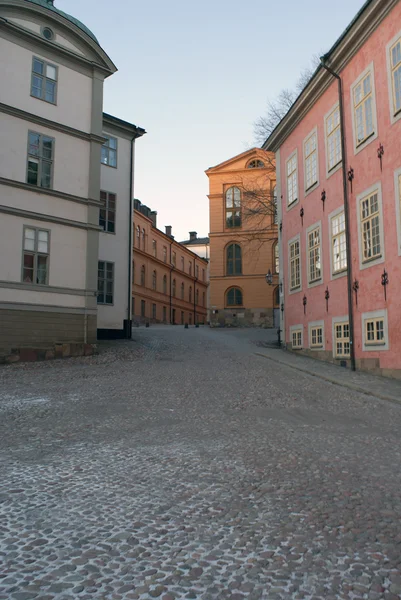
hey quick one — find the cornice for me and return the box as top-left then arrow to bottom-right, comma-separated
0,176 -> 102,207
0,204 -> 102,230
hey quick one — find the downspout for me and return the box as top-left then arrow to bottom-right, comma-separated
321,58 -> 356,371
193,257 -> 197,325
126,136 -> 136,339
169,240 -> 174,324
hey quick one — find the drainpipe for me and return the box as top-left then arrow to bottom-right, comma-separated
126,136 -> 136,339
321,57 -> 356,371
193,257 -> 196,325
169,240 -> 174,324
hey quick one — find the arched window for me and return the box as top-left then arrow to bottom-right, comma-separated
141,228 -> 145,250
273,286 -> 280,307
225,187 -> 241,228
189,286 -> 192,302
152,270 -> 157,290
226,287 -> 243,306
273,185 -> 278,224
247,159 -> 265,169
172,278 -> 176,297
274,243 -> 279,274
181,282 -> 185,299
226,243 -> 242,275
140,265 -> 145,286
196,289 -> 199,305
163,274 -> 167,294
136,226 -> 140,246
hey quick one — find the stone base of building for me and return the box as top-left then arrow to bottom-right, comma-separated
0,342 -> 96,365
97,322 -> 130,340
0,308 -> 97,354
210,308 -> 274,328
287,345 -> 401,380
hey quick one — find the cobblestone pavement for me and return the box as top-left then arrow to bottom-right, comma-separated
1,325 -> 401,600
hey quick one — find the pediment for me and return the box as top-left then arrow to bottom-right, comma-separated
206,148 -> 273,174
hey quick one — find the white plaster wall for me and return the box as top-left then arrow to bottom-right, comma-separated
97,134 -> 131,330
0,37 -> 92,132
0,287 -> 85,308
0,213 -> 87,291
8,17 -> 41,34
0,186 -> 87,224
0,113 -> 90,198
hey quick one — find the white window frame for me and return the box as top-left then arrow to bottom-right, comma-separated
350,62 -> 378,154
328,207 -> 347,280
324,102 -> 342,177
356,182 -> 385,270
308,320 -> 325,350
289,324 -> 303,349
362,309 -> 389,352
394,166 -> 401,256
303,127 -> 319,194
97,261 -> 114,305
332,316 -> 350,359
306,221 -> 323,288
285,150 -> 298,209
101,134 -> 118,168
386,29 -> 401,125
288,234 -> 301,294
21,226 -> 50,285
31,56 -> 58,105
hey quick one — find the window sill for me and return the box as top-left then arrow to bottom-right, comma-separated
100,162 -> 118,169
304,182 -> 319,197
287,199 -> 299,210
354,130 -> 377,155
365,342 -> 385,347
310,346 -> 323,350
332,268 -> 347,276
326,161 -> 342,179
30,93 -> 57,106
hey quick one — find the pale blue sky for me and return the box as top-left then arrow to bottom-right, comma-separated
58,0 -> 364,241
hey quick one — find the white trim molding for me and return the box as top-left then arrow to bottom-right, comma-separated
394,166 -> 401,256
356,181 -> 385,271
285,149 -> 299,210
305,220 -> 323,288
386,28 -> 401,126
361,308 -> 389,352
324,102 -> 342,179
303,126 -> 319,196
332,315 -> 350,359
289,323 -> 303,349
308,319 -> 325,351
350,61 -> 378,155
328,206 -> 347,281
288,233 -> 302,295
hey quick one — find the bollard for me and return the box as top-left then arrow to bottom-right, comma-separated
195,323 -> 199,328
184,323 -> 188,329
145,322 -> 150,328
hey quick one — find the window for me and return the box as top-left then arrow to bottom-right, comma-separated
202,269 -> 205,281
226,243 -> 242,275
365,318 -> 385,345
99,191 -> 116,233
292,330 -> 302,349
141,299 -> 146,317
163,275 -> 167,294
97,261 -> 114,304
353,71 -> 374,146
27,131 -> 54,189
181,282 -> 185,299
101,135 -> 117,167
360,191 -> 381,262
202,292 -> 205,306
273,286 -> 280,306
42,27 -> 54,41
247,159 -> 264,168
308,227 -> 321,283
189,313 -> 192,325
181,256 -> 185,271
152,303 -> 157,319
163,246 -> 167,263
132,261 -> 135,284
152,270 -> 157,290
286,153 -> 297,205
326,106 -> 341,171
289,239 -> 300,290
172,251 -> 176,266
274,243 -> 279,274
136,226 -> 140,247
141,228 -> 145,250
334,322 -> 350,357
22,227 -> 49,284
226,287 -> 243,306
163,306 -> 167,322
196,289 -> 199,305
310,326 -> 323,348
152,240 -> 157,257
140,265 -> 145,286
304,131 -> 318,190
196,265 -> 199,279
225,187 -> 241,228
390,38 -> 401,115
189,262 -> 192,276
331,211 -> 347,274
189,286 -> 192,302
172,278 -> 176,297
181,311 -> 184,324
31,57 -> 57,104
132,296 -> 135,315
273,185 -> 278,224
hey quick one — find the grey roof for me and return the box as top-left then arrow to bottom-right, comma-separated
25,0 -> 99,43
180,237 -> 210,245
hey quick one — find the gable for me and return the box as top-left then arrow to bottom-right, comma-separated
206,148 -> 274,175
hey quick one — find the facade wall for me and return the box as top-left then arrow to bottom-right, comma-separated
207,149 -> 278,327
133,211 -> 208,325
276,0 -> 401,376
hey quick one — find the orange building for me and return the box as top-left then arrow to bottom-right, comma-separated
206,149 -> 278,327
133,201 -> 208,325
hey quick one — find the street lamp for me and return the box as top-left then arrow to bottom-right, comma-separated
265,269 -> 273,285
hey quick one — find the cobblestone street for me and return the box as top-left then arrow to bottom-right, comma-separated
1,326 -> 401,600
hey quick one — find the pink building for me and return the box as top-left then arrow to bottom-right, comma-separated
264,0 -> 401,378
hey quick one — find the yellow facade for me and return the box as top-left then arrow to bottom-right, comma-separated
206,149 -> 278,327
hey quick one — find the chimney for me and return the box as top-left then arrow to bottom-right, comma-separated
134,199 -> 141,211
189,231 -> 197,241
165,225 -> 172,237
149,211 -> 157,228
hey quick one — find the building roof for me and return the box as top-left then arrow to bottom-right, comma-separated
103,112 -> 146,138
25,0 -> 99,43
180,237 -> 210,245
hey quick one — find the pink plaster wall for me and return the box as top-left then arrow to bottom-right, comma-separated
280,2 -> 401,370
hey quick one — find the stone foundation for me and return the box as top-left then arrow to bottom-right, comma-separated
0,342 -> 96,365
210,308 -> 274,328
